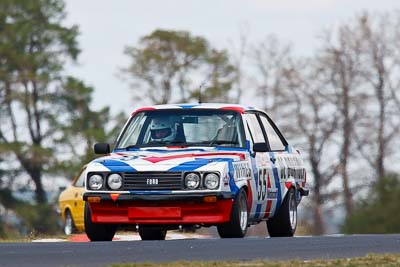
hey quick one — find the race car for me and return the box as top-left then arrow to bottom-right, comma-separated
58,165 -> 86,235
83,103 -> 308,241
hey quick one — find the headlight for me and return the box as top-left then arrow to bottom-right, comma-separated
88,174 -> 103,190
107,173 -> 123,190
185,172 -> 200,189
204,173 -> 220,189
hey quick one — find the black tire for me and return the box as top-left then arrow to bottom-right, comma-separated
138,228 -> 167,240
84,202 -> 117,241
267,188 -> 297,237
64,210 -> 76,235
217,188 -> 248,238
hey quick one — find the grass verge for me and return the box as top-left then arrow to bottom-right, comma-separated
110,253 -> 400,267
0,233 -> 68,243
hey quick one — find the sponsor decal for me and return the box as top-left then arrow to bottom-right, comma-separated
267,188 -> 277,199
223,174 -> 229,186
280,167 -> 306,181
233,162 -> 251,181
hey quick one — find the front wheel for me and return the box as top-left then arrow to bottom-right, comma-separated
138,228 -> 167,240
64,210 -> 75,235
84,202 -> 117,241
217,189 -> 248,238
267,188 -> 297,237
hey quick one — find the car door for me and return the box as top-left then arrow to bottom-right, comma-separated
244,112 -> 277,220
70,168 -> 86,228
259,114 -> 306,201
257,114 -> 289,219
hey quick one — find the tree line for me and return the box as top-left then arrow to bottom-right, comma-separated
0,0 -> 399,236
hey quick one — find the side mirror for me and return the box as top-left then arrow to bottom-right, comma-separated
58,186 -> 66,192
94,143 -> 110,154
253,142 -> 269,152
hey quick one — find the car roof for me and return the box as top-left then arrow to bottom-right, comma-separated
131,103 -> 262,115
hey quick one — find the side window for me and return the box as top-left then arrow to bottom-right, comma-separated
244,114 -> 266,143
74,169 -> 86,187
259,115 -> 286,151
117,113 -> 147,147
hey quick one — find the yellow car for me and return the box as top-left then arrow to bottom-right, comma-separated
58,166 -> 86,235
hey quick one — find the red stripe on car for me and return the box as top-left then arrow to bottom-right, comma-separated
219,106 -> 245,114
142,152 -> 246,163
131,107 -> 156,116
264,174 -> 272,218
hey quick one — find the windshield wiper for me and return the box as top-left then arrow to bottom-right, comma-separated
209,140 -> 238,146
122,145 -> 140,150
141,140 -> 190,147
168,140 -> 187,145
146,141 -> 169,146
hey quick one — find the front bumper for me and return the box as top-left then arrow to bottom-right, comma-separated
84,192 -> 235,225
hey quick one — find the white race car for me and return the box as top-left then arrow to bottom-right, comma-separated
83,103 -> 308,241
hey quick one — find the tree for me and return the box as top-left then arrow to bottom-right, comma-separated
0,0 -> 80,203
342,173 -> 400,234
249,36 -> 342,235
316,12 -> 400,219
316,23 -> 367,217
192,49 -> 236,102
227,24 -> 250,103
55,77 -> 126,179
122,29 -> 237,104
351,13 -> 400,181
250,35 -> 294,120
290,61 -> 341,235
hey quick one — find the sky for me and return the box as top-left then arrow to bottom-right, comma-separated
64,0 -> 400,116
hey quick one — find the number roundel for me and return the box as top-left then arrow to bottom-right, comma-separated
257,169 -> 267,201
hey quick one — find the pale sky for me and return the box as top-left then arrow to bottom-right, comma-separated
64,0 -> 400,116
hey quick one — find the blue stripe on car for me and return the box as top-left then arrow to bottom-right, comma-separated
177,104 -> 200,109
226,160 -> 239,195
168,157 -> 240,194
144,148 -> 207,153
255,204 -> 262,219
249,155 -> 259,192
214,147 -> 248,152
168,158 -> 211,171
96,159 -> 137,172
269,152 -> 282,211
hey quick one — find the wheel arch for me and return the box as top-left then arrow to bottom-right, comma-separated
238,185 -> 251,213
62,206 -> 73,221
283,177 -> 297,200
241,184 -> 249,195
237,185 -> 249,199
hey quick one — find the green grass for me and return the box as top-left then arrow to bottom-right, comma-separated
110,254 -> 400,267
0,233 -> 68,243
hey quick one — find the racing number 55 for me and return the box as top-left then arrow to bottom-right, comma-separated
257,168 -> 267,201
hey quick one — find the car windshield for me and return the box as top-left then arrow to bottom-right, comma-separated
115,109 -> 246,149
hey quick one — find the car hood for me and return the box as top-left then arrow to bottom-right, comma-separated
88,147 -> 248,172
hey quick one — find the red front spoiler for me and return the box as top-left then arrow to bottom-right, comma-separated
89,199 -> 234,225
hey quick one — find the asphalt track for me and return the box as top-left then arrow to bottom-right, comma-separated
1,234 -> 400,267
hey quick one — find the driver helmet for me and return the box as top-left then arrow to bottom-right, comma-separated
150,118 -> 176,141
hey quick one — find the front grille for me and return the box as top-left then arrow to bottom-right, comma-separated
123,172 -> 183,190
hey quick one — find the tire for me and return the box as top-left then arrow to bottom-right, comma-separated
64,210 -> 75,235
84,202 -> 117,241
217,188 -> 248,238
138,228 -> 167,240
267,188 -> 297,237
